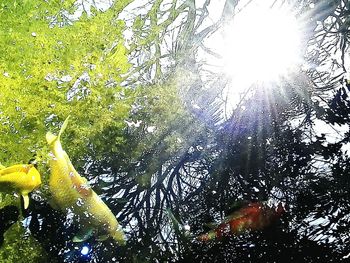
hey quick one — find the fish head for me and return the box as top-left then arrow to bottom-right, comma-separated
99,219 -> 126,245
275,202 -> 286,216
17,165 -> 42,193
110,228 -> 126,246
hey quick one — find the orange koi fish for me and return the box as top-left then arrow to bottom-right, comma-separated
197,202 -> 285,241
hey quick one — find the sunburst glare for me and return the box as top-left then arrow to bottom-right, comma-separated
204,1 -> 303,111
225,5 -> 301,81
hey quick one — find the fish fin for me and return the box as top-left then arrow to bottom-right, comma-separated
226,200 -> 251,215
224,212 -> 242,223
0,164 -> 30,175
46,116 -> 70,144
73,228 -> 94,242
225,202 -> 262,221
22,194 -> 30,209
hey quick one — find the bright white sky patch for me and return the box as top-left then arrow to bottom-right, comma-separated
202,0 -> 303,110
223,4 -> 301,81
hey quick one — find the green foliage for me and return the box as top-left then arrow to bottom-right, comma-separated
0,1 -> 204,261
0,0 -> 134,260
0,194 -> 16,210
1,0 -> 349,262
0,223 -> 50,263
0,0 -> 132,165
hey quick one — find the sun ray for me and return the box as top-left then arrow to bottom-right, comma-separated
204,1 -> 304,114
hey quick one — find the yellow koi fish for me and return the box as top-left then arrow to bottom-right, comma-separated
46,116 -> 126,245
0,164 -> 42,209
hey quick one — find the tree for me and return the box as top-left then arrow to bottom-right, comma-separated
1,0 -> 350,262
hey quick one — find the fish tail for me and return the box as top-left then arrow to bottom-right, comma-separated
197,233 -> 209,242
58,116 -> 70,139
46,116 -> 70,145
46,132 -> 57,145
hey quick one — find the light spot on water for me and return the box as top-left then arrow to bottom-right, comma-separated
183,224 -> 190,231
80,245 -> 90,255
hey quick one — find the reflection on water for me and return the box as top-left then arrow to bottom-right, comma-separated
0,0 -> 350,262
0,206 -> 19,247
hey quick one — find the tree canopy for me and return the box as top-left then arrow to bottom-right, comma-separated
1,0 -> 350,262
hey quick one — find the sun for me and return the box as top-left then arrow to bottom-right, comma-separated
204,1 -> 303,109
224,3 -> 301,81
